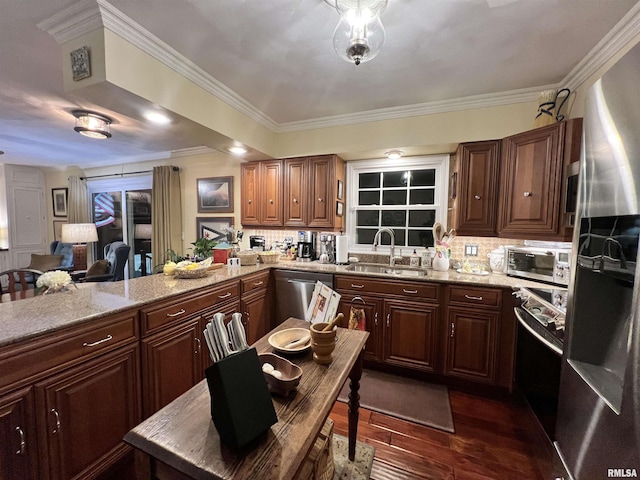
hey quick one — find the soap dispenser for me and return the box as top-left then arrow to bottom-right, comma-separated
410,249 -> 420,267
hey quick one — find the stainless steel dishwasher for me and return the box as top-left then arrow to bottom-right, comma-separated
273,269 -> 334,324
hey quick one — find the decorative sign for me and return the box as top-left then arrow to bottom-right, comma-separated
70,46 -> 91,81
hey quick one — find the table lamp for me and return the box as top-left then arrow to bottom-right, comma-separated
61,223 -> 98,271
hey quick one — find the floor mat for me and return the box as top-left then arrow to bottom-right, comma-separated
332,434 -> 375,480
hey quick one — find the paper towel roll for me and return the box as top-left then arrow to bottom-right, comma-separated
336,235 -> 349,264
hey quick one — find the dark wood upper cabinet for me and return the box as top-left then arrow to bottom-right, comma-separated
308,155 -> 339,229
241,160 -> 283,227
454,140 -> 501,236
284,157 -> 308,227
240,162 -> 260,225
498,119 -> 581,240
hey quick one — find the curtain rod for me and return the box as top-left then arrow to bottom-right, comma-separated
78,166 -> 179,180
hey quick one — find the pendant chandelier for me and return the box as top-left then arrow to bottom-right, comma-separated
324,0 -> 388,65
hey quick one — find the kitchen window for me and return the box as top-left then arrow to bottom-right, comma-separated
346,155 -> 449,253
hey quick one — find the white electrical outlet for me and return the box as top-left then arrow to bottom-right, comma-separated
465,244 -> 479,256
227,257 -> 241,268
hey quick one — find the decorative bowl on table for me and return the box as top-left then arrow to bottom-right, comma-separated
268,327 -> 311,354
258,352 -> 303,396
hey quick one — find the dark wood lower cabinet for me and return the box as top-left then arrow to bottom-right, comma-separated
0,386 -> 38,480
35,344 -> 140,480
444,306 -> 498,383
241,289 -> 270,345
337,293 -> 382,362
383,300 -> 439,372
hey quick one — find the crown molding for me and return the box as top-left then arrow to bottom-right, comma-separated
562,1 -> 640,91
39,0 -> 640,136
37,0 -> 103,44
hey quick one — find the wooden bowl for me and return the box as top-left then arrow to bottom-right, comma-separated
268,328 -> 311,354
259,353 -> 303,396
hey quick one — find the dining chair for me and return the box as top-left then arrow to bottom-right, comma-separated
0,268 -> 44,302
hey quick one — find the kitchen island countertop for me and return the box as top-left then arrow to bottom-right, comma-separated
0,261 -> 543,348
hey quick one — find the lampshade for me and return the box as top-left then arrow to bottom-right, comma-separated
72,110 -> 112,139
134,224 -> 152,240
61,223 -> 98,243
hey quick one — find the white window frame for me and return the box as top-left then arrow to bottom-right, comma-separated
346,155 -> 450,255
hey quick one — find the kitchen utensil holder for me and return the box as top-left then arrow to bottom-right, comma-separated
205,347 -> 278,449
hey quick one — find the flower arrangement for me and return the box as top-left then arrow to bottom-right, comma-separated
36,270 -> 75,295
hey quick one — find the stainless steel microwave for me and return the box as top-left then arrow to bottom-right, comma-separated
507,246 -> 572,286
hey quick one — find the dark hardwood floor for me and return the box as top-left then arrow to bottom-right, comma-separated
330,389 -> 544,480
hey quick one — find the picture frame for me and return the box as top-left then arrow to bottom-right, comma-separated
337,179 -> 344,200
52,188 -> 68,217
197,176 -> 234,213
336,201 -> 344,217
70,46 -> 91,81
53,220 -> 66,241
196,217 -> 234,242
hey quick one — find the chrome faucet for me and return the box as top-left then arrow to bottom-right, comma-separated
372,228 -> 402,267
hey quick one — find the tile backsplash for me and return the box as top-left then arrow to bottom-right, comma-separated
241,229 -> 524,268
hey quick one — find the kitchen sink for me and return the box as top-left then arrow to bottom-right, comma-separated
345,263 -> 427,277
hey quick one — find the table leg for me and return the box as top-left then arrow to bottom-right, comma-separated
347,348 -> 364,461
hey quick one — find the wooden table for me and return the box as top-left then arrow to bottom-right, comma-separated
124,318 -> 369,480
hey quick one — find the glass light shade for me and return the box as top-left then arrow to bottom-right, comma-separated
333,13 -> 386,65
73,111 -> 112,139
326,0 -> 388,17
61,223 -> 98,243
134,224 -> 152,239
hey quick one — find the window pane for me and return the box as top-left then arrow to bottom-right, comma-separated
412,169 -> 436,186
408,230 -> 434,247
383,190 -> 407,205
359,173 -> 380,189
409,210 -> 436,227
372,228 -> 405,246
410,189 -> 435,205
393,229 -> 406,246
356,228 -> 377,244
383,171 -> 408,188
359,191 -> 380,205
357,210 -> 379,226
381,210 -> 406,227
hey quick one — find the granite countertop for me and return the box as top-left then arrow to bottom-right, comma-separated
0,261 -> 544,349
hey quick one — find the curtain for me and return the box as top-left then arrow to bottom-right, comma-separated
152,166 -> 182,266
67,176 -> 89,223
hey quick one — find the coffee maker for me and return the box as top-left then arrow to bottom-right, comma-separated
318,233 -> 336,264
249,235 -> 265,251
297,231 -> 317,262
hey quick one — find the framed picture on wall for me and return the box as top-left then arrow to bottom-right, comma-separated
197,176 -> 234,213
196,217 -> 234,242
53,220 -> 66,241
337,180 -> 344,200
336,201 -> 344,217
52,188 -> 68,217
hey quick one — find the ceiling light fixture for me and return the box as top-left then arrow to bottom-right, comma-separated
229,145 -> 248,155
385,150 -> 403,160
324,0 -> 388,65
144,111 -> 171,125
72,110 -> 112,139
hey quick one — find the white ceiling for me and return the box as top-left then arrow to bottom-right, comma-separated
0,0 -> 638,169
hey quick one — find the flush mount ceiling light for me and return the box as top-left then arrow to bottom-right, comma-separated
143,110 -> 171,125
228,145 -> 248,155
72,110 -> 112,139
324,0 -> 388,65
385,150 -> 404,159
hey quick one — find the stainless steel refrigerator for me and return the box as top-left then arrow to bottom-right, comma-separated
555,42 -> 640,479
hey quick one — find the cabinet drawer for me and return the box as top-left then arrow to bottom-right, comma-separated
335,275 -> 438,301
241,271 -> 270,296
447,285 -> 502,309
142,281 -> 240,335
0,311 -> 138,391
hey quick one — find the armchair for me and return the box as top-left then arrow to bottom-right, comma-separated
84,241 -> 131,282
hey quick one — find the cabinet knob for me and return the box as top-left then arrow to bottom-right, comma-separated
51,409 -> 61,434
269,199 -> 274,204
523,191 -> 532,197
474,195 -> 481,200
318,198 -> 323,202
248,199 -> 252,204
194,337 -> 201,355
293,198 -> 298,203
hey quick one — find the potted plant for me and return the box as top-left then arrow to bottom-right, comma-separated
190,236 -> 218,260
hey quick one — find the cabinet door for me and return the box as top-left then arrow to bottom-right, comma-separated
383,300 -> 438,372
241,289 -> 269,345
336,293 -> 383,362
241,163 -> 260,226
455,140 -> 500,236
36,345 -> 140,480
498,123 -> 563,238
0,387 -> 38,480
142,319 -> 201,417
445,307 -> 498,384
307,156 -> 335,228
284,157 -> 308,227
261,160 -> 283,226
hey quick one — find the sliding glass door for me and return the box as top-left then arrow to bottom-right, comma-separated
87,176 -> 152,279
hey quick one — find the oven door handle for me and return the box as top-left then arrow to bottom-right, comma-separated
514,308 -> 563,356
